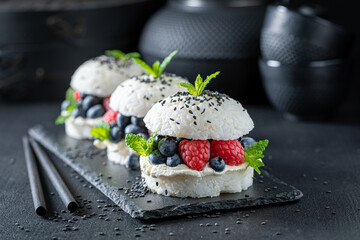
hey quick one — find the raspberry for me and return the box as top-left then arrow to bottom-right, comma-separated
210,140 -> 244,166
73,90 -> 81,101
103,109 -> 119,124
102,97 -> 111,111
179,140 -> 210,171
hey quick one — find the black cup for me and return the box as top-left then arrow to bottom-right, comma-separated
260,5 -> 354,64
259,58 -> 349,121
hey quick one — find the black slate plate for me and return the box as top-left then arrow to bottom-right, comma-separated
28,124 -> 303,220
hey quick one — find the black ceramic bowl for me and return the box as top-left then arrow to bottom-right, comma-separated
139,0 -> 269,103
260,5 -> 354,64
259,58 -> 349,121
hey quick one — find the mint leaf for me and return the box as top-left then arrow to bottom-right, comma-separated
65,88 -> 77,110
105,50 -> 125,59
125,133 -> 155,156
178,71 -> 220,96
158,50 -> 178,76
55,88 -> 77,125
178,82 -> 197,96
197,71 -> 220,95
244,140 -> 269,175
105,50 -> 141,60
134,58 -> 157,77
125,52 -> 141,59
55,113 -> 71,125
133,50 -> 178,77
90,121 -> 110,141
152,60 -> 160,74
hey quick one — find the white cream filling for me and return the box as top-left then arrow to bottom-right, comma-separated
64,111 -> 101,139
140,156 -> 248,177
93,139 -> 134,165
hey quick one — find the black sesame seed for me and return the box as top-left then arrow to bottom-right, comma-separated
194,121 -> 197,125
207,120 -> 211,123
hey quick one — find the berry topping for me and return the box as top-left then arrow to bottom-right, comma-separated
179,140 -> 210,171
109,126 -> 124,143
73,90 -> 81,101
102,97 -> 111,111
240,137 -> 256,151
86,104 -> 105,118
61,100 -> 70,111
131,116 -> 146,128
109,122 -> 117,128
82,96 -> 101,111
209,157 -> 226,172
126,154 -> 140,170
124,124 -> 147,135
72,107 -> 86,118
210,140 -> 244,166
166,154 -> 183,167
103,109 -> 119,124
158,138 -> 178,157
116,113 -> 131,130
149,150 -> 167,165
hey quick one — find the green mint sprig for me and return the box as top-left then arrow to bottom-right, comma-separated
90,121 -> 111,141
134,50 -> 178,78
55,88 -> 78,125
105,50 -> 141,60
244,140 -> 269,175
178,71 -> 220,96
125,133 -> 156,157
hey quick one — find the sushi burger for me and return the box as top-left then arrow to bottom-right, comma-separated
125,72 -> 269,198
91,50 -> 188,169
55,51 -> 145,139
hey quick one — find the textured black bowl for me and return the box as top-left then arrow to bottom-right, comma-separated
139,0 -> 269,103
260,5 -> 354,64
259,59 -> 349,121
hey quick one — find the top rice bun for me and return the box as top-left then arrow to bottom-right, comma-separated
109,73 -> 188,118
144,90 -> 254,140
70,55 -> 145,97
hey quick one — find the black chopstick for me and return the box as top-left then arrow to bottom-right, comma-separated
23,136 -> 47,216
29,137 -> 78,212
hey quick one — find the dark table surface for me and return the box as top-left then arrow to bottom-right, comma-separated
1,103 -> 360,240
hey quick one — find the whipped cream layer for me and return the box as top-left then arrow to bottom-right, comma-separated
140,156 -> 248,177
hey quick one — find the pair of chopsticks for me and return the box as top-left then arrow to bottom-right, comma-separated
23,136 -> 78,216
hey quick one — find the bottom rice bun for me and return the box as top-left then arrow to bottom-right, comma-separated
140,156 -> 254,198
126,72 -> 269,198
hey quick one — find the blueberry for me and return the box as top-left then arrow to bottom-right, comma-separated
80,92 -> 88,99
158,138 -> 178,157
166,154 -> 183,167
61,100 -> 70,110
124,124 -> 147,135
72,107 -> 86,118
149,150 -> 167,165
109,121 -> 117,128
82,96 -> 101,111
209,157 -> 225,172
116,113 -> 130,130
109,127 -> 124,143
138,132 -> 149,140
126,154 -> 140,170
240,137 -> 256,150
153,135 -> 161,149
86,104 -> 105,118
131,116 -> 146,128
76,99 -> 83,107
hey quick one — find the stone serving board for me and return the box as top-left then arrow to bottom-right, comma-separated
28,124 -> 303,220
